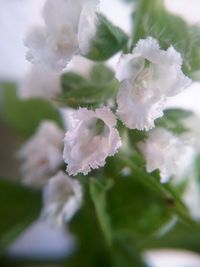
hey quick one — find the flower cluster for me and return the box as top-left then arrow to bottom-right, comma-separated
62,38 -> 191,181
20,0 -> 194,228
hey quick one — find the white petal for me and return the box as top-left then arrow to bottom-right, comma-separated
41,171 -> 82,226
25,26 -> 77,71
116,54 -> 144,81
63,107 -> 121,175
117,80 -> 165,131
18,66 -> 61,101
24,27 -> 48,65
78,0 -> 99,55
116,37 -> 192,130
43,0 -> 88,32
139,128 -> 189,183
25,0 -> 99,71
18,121 -> 64,187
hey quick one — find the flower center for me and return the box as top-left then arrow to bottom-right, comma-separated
86,118 -> 108,137
131,67 -> 153,101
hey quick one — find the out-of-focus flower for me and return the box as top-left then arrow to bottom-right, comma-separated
138,128 -> 189,183
18,121 -> 64,187
116,37 -> 191,131
182,114 -> 200,151
18,66 -> 61,101
63,107 -> 121,176
41,171 -> 83,226
24,0 -> 99,71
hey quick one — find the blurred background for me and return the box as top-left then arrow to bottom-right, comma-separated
1,0 -> 200,266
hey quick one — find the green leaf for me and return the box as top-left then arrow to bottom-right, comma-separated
112,236 -> 148,267
65,183 -> 112,267
90,179 -> 114,245
86,13 -> 128,61
155,108 -> 193,134
0,82 -> 63,137
65,179 -> 148,267
139,221 -> 200,253
0,179 -> 41,252
60,64 -> 118,108
104,150 -> 196,241
107,170 -> 171,238
132,0 -> 200,75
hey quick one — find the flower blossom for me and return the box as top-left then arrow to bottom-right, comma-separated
18,66 -> 61,101
63,107 -> 121,176
41,171 -> 83,226
116,37 -> 191,131
18,121 -> 64,187
24,0 -> 99,71
182,114 -> 200,152
138,128 -> 189,183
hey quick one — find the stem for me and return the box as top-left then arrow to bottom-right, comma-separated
118,153 -> 198,227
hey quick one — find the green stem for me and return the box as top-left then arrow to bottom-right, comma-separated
118,153 -> 197,227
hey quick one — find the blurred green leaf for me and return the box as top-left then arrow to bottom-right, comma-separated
107,170 -> 171,238
132,0 -> 200,76
86,13 -> 128,61
155,108 -> 193,134
104,150 -> 196,239
0,82 -> 63,137
90,179 -> 113,245
65,183 -> 112,267
65,178 -> 147,267
139,221 -> 200,253
0,179 -> 41,252
112,236 -> 148,267
60,64 -> 118,108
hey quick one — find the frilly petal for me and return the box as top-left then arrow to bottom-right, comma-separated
41,171 -> 83,226
116,37 -> 192,131
138,128 -> 189,183
63,107 -> 121,176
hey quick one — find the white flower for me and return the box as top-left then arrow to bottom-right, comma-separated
18,121 -> 64,187
41,171 -> 83,226
63,107 -> 121,175
182,114 -> 200,151
138,128 -> 189,183
116,37 -> 192,131
18,66 -> 61,101
24,0 -> 99,71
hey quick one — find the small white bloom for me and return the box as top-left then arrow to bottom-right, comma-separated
63,107 -> 121,175
182,114 -> 200,151
18,121 -> 64,187
18,66 -> 61,101
116,37 -> 191,131
139,128 -> 189,183
41,171 -> 83,226
24,0 -> 99,71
